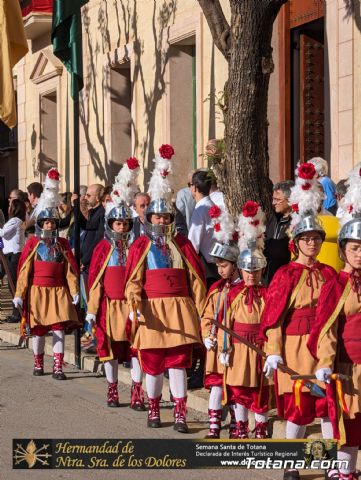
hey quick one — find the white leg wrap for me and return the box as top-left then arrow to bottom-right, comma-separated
130,356 -> 143,383
286,420 -> 306,439
104,359 -> 118,383
338,446 -> 358,475
231,403 -> 249,422
33,335 -> 45,355
254,412 -> 268,423
168,368 -> 187,398
52,330 -> 65,354
146,373 -> 163,399
209,386 -> 223,410
320,417 -> 333,439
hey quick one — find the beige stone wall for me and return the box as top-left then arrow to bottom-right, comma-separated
15,1 -> 357,195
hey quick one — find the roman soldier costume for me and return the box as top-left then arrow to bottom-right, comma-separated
308,163 -> 361,480
13,168 -> 80,379
124,144 -> 206,433
202,202 -> 270,440
86,158 -> 145,409
261,162 -> 336,480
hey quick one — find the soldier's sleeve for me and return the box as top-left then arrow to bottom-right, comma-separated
65,258 -> 79,297
15,260 -> 32,298
316,319 -> 338,370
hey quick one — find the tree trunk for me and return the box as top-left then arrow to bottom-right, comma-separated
210,0 -> 286,217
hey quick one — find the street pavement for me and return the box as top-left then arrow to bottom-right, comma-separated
0,339 -> 332,480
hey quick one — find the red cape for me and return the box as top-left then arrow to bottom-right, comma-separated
88,239 -> 113,290
18,236 -> 79,275
260,261 -> 336,340
307,271 -> 350,359
17,236 -> 79,322
124,233 -> 206,289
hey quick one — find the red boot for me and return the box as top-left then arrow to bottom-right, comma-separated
147,396 -> 161,428
107,381 -> 120,407
52,353 -> 66,380
33,353 -> 44,376
173,396 -> 188,433
232,420 -> 249,439
130,382 -> 145,411
205,409 -> 222,439
254,421 -> 268,439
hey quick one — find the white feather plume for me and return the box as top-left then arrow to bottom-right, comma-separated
288,162 -> 323,234
209,205 -> 237,244
237,202 -> 266,253
34,168 -> 61,217
339,162 -> 361,225
147,153 -> 173,202
110,158 -> 140,208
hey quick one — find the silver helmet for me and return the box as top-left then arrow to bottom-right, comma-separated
338,216 -> 361,245
144,198 -> 175,238
36,207 -> 60,239
209,241 -> 239,263
105,203 -> 133,242
237,247 -> 267,272
292,214 -> 325,240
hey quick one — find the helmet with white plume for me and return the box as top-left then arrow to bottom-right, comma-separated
34,168 -> 61,239
237,201 -> 267,272
288,162 -> 325,241
338,162 -> 361,247
145,144 -> 176,238
208,205 -> 239,263
104,157 -> 140,242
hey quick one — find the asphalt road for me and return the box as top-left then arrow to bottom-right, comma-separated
0,340 -> 330,480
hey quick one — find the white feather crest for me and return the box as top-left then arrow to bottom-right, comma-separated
209,205 -> 237,244
289,162 -> 323,233
34,168 -> 61,217
340,162 -> 361,226
237,202 -> 266,253
147,153 -> 173,202
110,158 -> 140,207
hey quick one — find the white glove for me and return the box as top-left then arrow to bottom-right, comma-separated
315,367 -> 332,384
203,337 -> 216,351
263,355 -> 284,378
72,294 -> 80,305
219,352 -> 230,367
13,297 -> 23,309
129,309 -> 141,322
85,313 -> 96,324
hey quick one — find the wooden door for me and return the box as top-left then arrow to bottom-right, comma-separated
299,34 -> 324,162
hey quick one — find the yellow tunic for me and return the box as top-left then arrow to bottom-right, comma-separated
15,253 -> 79,328
317,287 -> 361,418
265,276 -> 324,394
125,239 -> 205,350
202,286 -> 264,387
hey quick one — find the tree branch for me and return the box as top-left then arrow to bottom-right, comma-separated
197,0 -> 231,61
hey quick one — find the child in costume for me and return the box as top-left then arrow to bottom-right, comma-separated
308,163 -> 361,480
124,145 -> 206,433
13,168 -> 80,380
86,158 -> 145,409
261,162 -> 336,480
202,201 -> 269,439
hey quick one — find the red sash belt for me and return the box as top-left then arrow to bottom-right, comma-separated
284,307 -> 315,335
338,313 -> 361,364
142,268 -> 189,299
32,261 -> 65,287
103,266 -> 125,300
233,322 -> 260,344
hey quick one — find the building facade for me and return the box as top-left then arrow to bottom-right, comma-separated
7,0 -> 360,196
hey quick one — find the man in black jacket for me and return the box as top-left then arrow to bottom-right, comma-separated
264,180 -> 294,285
79,184 -> 105,274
